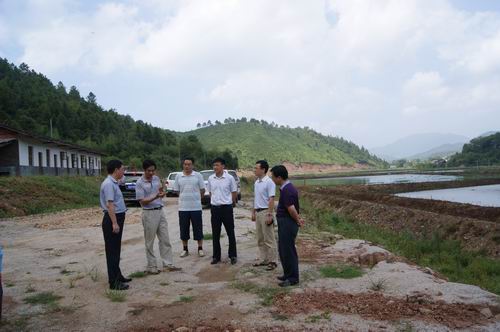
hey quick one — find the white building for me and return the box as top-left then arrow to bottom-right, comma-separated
0,124 -> 104,176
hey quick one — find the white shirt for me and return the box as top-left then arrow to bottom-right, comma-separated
174,171 -> 205,211
207,170 -> 237,206
254,175 -> 276,209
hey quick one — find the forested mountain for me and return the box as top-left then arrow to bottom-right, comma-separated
448,132 -> 500,166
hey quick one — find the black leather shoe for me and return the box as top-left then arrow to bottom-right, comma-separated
276,275 -> 286,281
278,280 -> 298,287
230,257 -> 237,265
119,277 -> 132,283
211,258 -> 220,265
110,282 -> 129,290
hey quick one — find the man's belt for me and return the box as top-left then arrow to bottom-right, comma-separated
143,206 -> 163,211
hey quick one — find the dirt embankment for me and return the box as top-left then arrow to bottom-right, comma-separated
301,179 -> 500,257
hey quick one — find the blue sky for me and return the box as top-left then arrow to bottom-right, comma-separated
1,0 -> 500,148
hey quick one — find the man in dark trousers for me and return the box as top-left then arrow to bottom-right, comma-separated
270,165 -> 304,287
206,157 -> 238,265
100,159 -> 131,290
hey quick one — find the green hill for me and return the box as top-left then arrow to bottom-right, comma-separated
184,121 -> 386,168
0,58 -> 237,172
448,132 -> 500,166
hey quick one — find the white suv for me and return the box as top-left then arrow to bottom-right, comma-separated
165,171 -> 181,196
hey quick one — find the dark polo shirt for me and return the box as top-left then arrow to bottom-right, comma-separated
276,181 -> 300,218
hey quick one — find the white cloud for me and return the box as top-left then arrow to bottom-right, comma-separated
4,0 -> 500,146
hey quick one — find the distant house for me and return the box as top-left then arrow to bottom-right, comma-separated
0,124 -> 104,176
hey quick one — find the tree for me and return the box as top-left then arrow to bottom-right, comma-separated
196,123 -> 201,128
87,92 -> 97,104
69,86 -> 80,99
56,81 -> 66,94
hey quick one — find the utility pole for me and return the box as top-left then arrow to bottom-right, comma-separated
50,118 -> 53,138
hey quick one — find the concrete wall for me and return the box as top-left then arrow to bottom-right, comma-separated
17,138 -> 101,172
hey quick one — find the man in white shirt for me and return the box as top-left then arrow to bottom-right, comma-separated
251,160 -> 278,270
206,157 -> 238,265
174,157 -> 206,258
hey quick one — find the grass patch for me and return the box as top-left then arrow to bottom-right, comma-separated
302,198 -> 500,295
203,233 -> 224,240
305,311 -> 331,323
177,295 -> 194,303
127,271 -> 147,278
0,176 -> 102,218
0,317 -> 29,331
23,291 -> 63,305
319,264 -> 363,279
105,289 -> 127,302
5,282 -> 15,287
232,281 -> 288,306
159,281 -> 169,286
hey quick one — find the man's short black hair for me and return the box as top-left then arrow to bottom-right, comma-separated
182,157 -> 195,164
270,165 -> 288,180
107,159 -> 123,175
142,159 -> 157,170
212,157 -> 226,165
256,160 -> 269,173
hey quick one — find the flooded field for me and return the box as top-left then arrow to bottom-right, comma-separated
396,184 -> 500,207
294,173 -> 462,186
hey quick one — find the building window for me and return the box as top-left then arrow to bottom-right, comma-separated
89,156 -> 95,169
81,155 -> 87,169
60,152 -> 66,168
28,146 -> 34,166
71,154 -> 77,168
54,154 -> 58,168
38,152 -> 43,167
46,149 -> 51,167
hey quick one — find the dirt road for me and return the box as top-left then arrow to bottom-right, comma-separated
1,198 -> 499,331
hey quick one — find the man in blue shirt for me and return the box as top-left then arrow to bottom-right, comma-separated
100,159 -> 131,290
270,165 -> 304,287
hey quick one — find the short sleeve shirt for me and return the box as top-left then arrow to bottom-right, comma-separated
207,171 -> 237,206
174,171 -> 206,211
276,181 -> 300,218
254,175 -> 276,209
100,175 -> 127,213
135,175 -> 164,209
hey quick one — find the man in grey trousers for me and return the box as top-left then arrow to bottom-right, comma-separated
136,159 -> 181,274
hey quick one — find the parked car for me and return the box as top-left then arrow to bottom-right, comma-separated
119,171 -> 144,205
165,171 -> 181,196
200,169 -> 241,206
